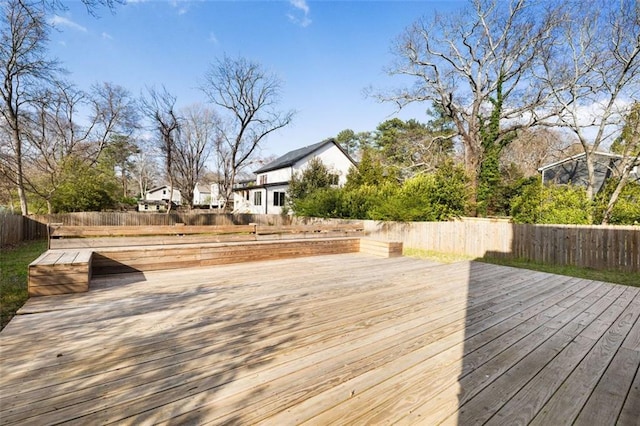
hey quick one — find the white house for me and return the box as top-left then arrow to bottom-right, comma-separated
193,182 -> 225,209
233,139 -> 356,214
138,185 -> 182,212
193,182 -> 211,206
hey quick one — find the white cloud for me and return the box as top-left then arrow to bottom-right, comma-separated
208,32 -> 219,45
290,0 -> 310,15
50,15 -> 87,32
102,32 -> 113,40
288,0 -> 312,27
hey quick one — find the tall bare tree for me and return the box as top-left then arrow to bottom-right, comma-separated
21,81 -> 138,212
201,55 -> 294,212
1,0 -> 124,214
173,104 -> 220,208
380,0 -> 560,199
130,138 -> 158,200
140,86 -> 180,213
0,0 -> 57,215
539,0 -> 640,218
500,128 -> 572,177
601,103 -> 640,224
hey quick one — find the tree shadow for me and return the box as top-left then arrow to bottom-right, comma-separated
0,263 -> 303,424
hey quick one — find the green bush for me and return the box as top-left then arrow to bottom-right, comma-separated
594,181 -> 640,225
51,157 -> 119,212
368,162 -> 469,221
292,188 -> 344,218
511,181 -> 591,224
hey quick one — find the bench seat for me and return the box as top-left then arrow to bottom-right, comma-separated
359,238 -> 403,258
91,238 -> 362,275
29,222 -> 401,297
28,250 -> 93,296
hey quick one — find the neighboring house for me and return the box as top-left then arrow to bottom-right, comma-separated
233,179 -> 256,213
138,185 -> 182,212
193,182 -> 211,207
193,182 -> 225,209
538,151 -> 640,192
233,138 -> 357,214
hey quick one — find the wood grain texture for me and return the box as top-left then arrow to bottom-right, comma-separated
2,256 -> 637,425
28,250 -> 93,296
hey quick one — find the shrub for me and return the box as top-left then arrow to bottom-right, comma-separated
511,181 -> 591,224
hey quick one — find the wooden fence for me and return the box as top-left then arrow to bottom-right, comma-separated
364,218 -> 640,273
0,213 -> 48,247
27,212 -> 288,227
4,212 -> 639,273
16,212 -> 356,242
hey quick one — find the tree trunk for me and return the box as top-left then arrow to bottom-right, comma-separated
223,169 -> 236,213
601,174 -> 629,225
11,124 -> 28,215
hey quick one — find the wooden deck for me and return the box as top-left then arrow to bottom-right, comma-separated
1,254 -> 639,425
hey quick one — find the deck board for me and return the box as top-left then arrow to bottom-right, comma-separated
1,254 -> 638,425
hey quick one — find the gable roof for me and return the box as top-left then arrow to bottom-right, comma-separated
537,151 -> 624,172
194,182 -> 211,194
254,138 -> 355,174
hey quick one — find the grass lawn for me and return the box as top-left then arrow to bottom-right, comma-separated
1,240 -> 47,330
404,247 -> 639,288
478,257 -> 639,287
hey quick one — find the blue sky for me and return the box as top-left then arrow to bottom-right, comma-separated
49,0 -> 462,157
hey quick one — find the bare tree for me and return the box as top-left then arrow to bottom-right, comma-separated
0,0 -> 58,215
500,128 -> 572,177
601,103 -> 640,224
19,81 -> 138,212
539,0 -> 640,219
173,103 -> 220,208
130,138 -> 158,200
140,86 -> 180,213
0,0 -> 124,214
201,55 -> 294,212
87,82 -> 139,162
380,0 -> 560,196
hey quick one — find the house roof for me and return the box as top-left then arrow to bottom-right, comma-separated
253,138 -> 355,174
147,185 -> 170,193
537,151 -> 624,172
194,182 -> 211,194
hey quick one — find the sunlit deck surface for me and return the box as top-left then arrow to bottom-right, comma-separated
1,254 -> 639,425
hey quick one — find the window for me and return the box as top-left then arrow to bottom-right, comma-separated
273,191 -> 286,206
254,191 -> 262,206
259,175 -> 267,185
329,174 -> 339,185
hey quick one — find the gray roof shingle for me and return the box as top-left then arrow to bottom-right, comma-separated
254,139 -> 338,174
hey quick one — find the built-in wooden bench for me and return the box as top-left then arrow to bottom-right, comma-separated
360,238 -> 404,258
255,224 -> 363,240
29,223 -> 400,296
48,224 -> 258,249
28,250 -> 93,296
91,238 -> 362,275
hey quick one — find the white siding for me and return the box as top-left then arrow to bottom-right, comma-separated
292,143 -> 354,185
145,186 -> 182,205
256,168 -> 292,186
235,141 -> 355,214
